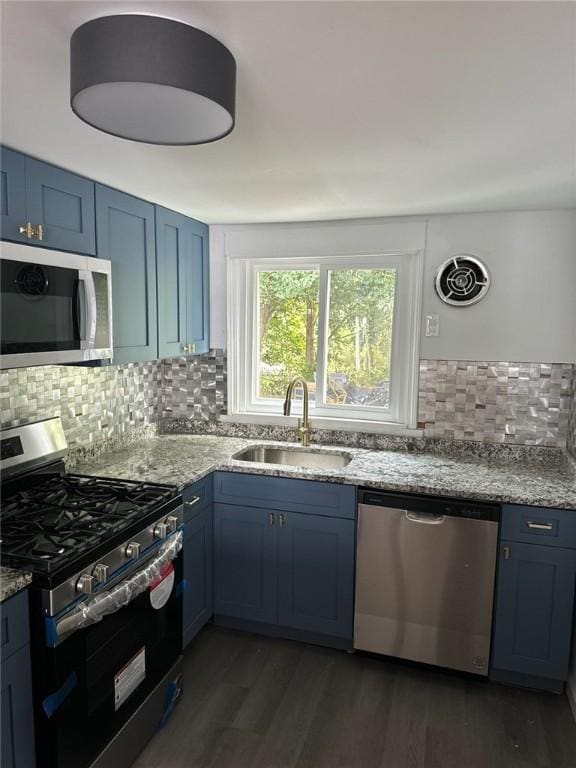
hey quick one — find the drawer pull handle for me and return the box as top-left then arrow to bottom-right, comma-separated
503,546 -> 511,560
526,521 -> 553,531
184,496 -> 201,508
279,513 -> 286,527
269,513 -> 275,526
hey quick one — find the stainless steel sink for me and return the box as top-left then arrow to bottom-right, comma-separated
233,447 -> 352,470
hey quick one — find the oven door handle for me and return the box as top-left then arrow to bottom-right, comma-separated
49,531 -> 183,646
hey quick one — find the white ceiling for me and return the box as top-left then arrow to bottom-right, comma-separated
1,1 -> 575,223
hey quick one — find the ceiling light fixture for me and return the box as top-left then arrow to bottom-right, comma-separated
70,14 -> 236,145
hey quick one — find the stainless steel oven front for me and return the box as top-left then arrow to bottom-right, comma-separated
0,241 -> 112,367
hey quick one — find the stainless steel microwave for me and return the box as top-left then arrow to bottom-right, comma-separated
0,242 -> 113,368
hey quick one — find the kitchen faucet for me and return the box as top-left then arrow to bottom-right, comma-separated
283,377 -> 311,446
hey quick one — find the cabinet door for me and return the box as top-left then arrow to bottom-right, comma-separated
185,218 -> 209,354
492,540 -> 576,680
213,503 -> 277,623
1,645 -> 36,768
26,157 -> 96,254
277,511 -> 355,639
156,206 -> 188,359
0,147 -> 27,243
96,186 -> 157,363
183,505 -> 213,648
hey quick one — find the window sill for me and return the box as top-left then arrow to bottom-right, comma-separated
221,413 -> 424,437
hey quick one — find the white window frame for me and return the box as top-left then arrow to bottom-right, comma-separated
227,250 -> 423,431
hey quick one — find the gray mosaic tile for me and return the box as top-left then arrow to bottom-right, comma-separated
567,367 -> 576,459
418,360 -> 574,447
0,361 -> 162,450
160,349 -> 227,421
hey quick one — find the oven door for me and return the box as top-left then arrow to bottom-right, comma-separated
0,242 -> 112,368
32,543 -> 183,768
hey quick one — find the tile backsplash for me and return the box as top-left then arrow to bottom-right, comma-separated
567,369 -> 576,459
1,352 -> 574,454
418,360 -> 574,447
0,361 -> 161,450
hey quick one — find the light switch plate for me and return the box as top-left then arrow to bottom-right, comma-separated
425,314 -> 440,337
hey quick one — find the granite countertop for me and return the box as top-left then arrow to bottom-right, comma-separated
73,434 -> 576,510
0,566 -> 33,603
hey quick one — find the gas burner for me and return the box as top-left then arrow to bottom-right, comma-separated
1,471 -> 177,576
31,539 -> 67,560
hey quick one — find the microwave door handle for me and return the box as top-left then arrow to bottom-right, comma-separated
77,270 -> 97,347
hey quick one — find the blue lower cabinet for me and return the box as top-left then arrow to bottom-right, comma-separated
491,539 -> 576,687
277,511 -> 355,639
1,592 -> 35,768
214,493 -> 356,643
183,505 -> 213,648
213,503 -> 278,624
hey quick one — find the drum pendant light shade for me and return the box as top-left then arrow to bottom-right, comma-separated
70,15 -> 236,145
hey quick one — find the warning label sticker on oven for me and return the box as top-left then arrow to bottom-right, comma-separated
149,562 -> 175,610
114,647 -> 146,712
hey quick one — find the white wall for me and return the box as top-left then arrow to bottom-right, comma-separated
210,209 -> 576,363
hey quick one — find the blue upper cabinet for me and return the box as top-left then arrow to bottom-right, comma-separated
25,157 -> 96,254
95,185 -> 157,363
0,147 -> 96,254
185,218 -> 209,355
156,206 -> 210,359
0,147 -> 26,242
156,206 -> 188,359
156,207 -> 210,358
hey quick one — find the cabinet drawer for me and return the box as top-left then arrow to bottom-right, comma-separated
0,590 -> 30,664
183,475 -> 212,520
501,505 -> 576,549
214,472 -> 356,519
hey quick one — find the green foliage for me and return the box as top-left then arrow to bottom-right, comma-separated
259,270 -> 318,397
258,268 -> 396,402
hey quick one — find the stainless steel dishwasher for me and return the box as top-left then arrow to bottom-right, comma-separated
354,490 -> 500,675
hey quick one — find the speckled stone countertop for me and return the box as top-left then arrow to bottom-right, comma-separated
73,434 -> 576,510
0,567 -> 33,603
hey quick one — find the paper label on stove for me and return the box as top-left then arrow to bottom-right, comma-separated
149,562 -> 175,610
114,647 -> 146,712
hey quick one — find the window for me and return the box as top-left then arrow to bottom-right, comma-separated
228,252 -> 422,429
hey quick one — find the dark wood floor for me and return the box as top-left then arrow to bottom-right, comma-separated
133,625 -> 576,768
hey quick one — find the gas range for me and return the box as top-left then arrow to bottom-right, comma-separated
0,417 -> 185,768
1,418 -> 183,615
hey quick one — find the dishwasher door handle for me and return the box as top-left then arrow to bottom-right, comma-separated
405,511 -> 446,524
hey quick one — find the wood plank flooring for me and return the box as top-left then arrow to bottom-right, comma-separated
133,625 -> 576,768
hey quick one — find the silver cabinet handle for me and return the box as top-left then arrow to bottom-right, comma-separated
269,513 -> 275,526
184,496 -> 200,508
526,521 -> 553,531
503,546 -> 511,560
279,513 -> 286,527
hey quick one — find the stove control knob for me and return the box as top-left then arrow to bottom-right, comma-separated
125,541 -> 141,560
76,574 -> 96,595
92,563 -> 109,584
154,522 -> 169,540
166,515 -> 179,533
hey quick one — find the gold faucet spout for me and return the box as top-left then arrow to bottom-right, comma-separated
283,377 -> 311,446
